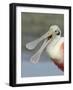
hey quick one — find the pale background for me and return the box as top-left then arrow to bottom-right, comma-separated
0,0 -> 73,90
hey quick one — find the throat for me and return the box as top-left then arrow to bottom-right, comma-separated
48,37 -> 60,48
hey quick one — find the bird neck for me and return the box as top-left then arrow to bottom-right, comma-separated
48,36 -> 60,48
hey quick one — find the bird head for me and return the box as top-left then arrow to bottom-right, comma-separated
48,25 -> 61,40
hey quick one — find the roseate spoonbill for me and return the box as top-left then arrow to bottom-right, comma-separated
26,25 -> 64,71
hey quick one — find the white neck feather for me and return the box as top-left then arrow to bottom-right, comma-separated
46,37 -> 64,63
47,36 -> 61,48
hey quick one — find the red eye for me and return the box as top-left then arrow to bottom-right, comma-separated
55,30 -> 57,32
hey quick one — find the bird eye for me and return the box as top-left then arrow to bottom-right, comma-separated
55,30 -> 57,32
55,30 -> 60,35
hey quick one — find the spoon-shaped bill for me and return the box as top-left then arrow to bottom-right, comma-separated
30,39 -> 51,64
26,31 -> 51,50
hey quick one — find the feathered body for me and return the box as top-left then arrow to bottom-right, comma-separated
46,37 -> 64,71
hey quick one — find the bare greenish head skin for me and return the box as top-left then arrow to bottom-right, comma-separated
49,25 -> 61,37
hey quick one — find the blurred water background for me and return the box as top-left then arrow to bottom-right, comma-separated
21,12 -> 64,77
